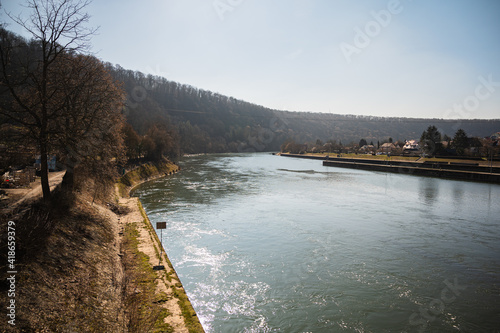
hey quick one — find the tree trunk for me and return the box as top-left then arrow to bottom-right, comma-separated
40,141 -> 51,201
62,167 -> 74,191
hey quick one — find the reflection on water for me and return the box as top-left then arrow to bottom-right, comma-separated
452,182 -> 464,203
419,177 -> 439,207
134,153 -> 500,333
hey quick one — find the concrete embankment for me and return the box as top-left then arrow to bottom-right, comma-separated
118,161 -> 205,333
322,159 -> 500,183
280,153 -> 500,184
279,153 -> 327,160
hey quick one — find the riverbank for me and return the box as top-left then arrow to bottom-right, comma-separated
117,161 -> 181,197
116,161 -> 205,332
279,153 -> 500,183
0,161 -> 204,332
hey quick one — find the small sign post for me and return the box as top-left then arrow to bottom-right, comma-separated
154,222 -> 167,270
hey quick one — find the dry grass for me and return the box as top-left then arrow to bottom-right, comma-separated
0,190 -> 126,332
0,160 -> 201,333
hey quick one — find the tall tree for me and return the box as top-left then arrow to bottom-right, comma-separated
52,54 -> 125,189
420,125 -> 442,156
143,121 -> 179,161
123,123 -> 141,160
0,0 -> 99,200
452,129 -> 469,156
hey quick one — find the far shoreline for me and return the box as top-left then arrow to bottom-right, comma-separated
279,153 -> 500,184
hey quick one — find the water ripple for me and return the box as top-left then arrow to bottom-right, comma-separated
135,153 -> 500,333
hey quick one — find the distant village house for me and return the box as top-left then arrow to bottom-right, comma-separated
359,145 -> 376,153
380,142 -> 397,154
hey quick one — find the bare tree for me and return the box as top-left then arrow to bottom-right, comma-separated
0,0 -> 113,200
50,54 -> 125,189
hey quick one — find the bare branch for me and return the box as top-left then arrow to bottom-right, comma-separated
0,0 -> 110,201
8,0 -> 97,57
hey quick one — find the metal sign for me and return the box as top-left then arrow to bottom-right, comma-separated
154,221 -> 167,271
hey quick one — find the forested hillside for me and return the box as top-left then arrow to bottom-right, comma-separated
107,65 -> 500,154
2,24 -> 498,159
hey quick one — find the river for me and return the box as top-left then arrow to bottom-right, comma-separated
133,153 -> 500,332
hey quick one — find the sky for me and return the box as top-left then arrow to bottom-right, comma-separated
2,0 -> 500,119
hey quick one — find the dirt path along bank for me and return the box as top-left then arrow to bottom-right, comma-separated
116,162 -> 205,332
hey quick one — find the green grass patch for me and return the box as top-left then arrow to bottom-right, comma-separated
118,161 -> 204,332
122,222 -> 174,333
303,152 -> 420,162
140,202 -> 177,284
136,200 -> 204,332
291,152 -> 500,166
171,285 -> 205,333
154,308 -> 174,333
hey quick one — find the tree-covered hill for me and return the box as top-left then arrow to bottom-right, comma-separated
107,64 -> 500,154
2,25 -> 498,157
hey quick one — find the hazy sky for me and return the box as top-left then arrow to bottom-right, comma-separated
3,0 -> 500,119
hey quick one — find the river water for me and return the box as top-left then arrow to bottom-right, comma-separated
133,153 -> 500,332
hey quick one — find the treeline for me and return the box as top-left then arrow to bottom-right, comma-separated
283,125 -> 499,159
419,125 -> 496,157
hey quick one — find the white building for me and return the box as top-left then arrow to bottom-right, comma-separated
403,140 -> 419,151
